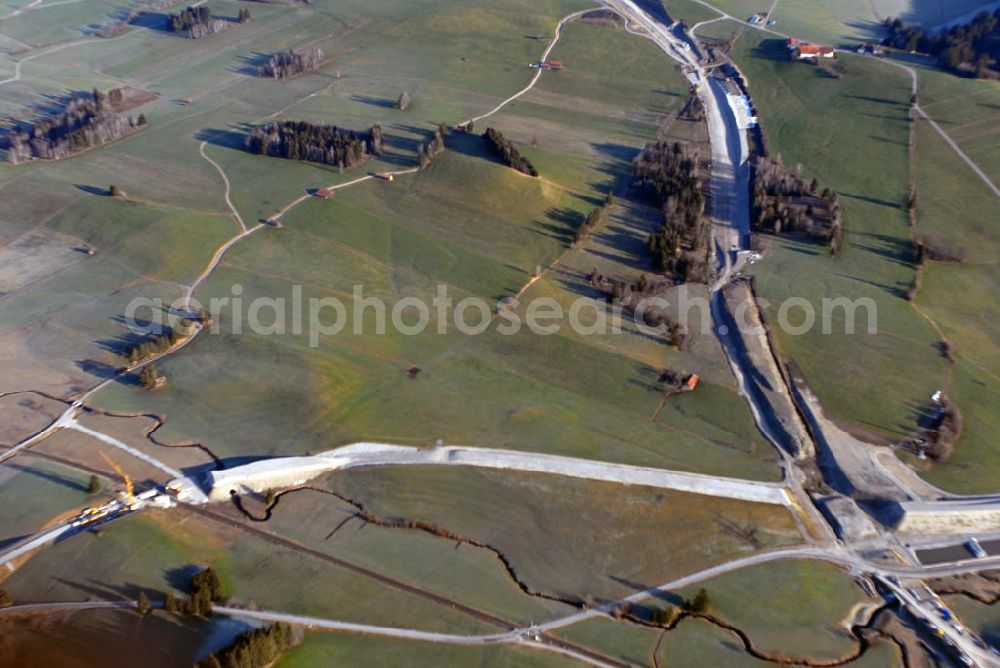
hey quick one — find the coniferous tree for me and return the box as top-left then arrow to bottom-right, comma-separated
136,591 -> 151,616
139,365 -> 160,389
6,89 -> 142,164
482,128 -> 538,176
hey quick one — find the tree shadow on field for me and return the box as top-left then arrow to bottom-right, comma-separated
608,574 -> 686,608
130,11 -> 173,33
232,52 -> 274,77
74,184 -> 111,197
868,134 -> 908,148
196,126 -> 253,150
75,359 -> 121,381
840,191 -> 901,210
349,95 -> 397,109
387,122 -> 436,155
750,38 -> 793,62
6,461 -> 88,493
905,397 -> 939,433
846,94 -> 902,107
849,230 -> 915,267
532,206 -> 578,243
834,272 -> 907,300
55,576 -> 125,601
440,128 -> 495,163
165,565 -> 203,594
99,313 -> 170,348
841,19 -> 885,43
590,141 -> 641,204
0,534 -> 31,551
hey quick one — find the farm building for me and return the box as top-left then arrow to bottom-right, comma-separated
314,187 -> 333,199
787,39 -> 835,60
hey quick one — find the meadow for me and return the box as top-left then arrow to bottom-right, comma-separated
679,0 -> 995,46
905,112 -> 1000,493
731,32 -> 948,443
325,466 -> 802,603
45,9 -> 783,481
0,455 -> 108,549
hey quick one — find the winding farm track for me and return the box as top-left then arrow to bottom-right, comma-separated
4,5 -> 1000,664
3,546 -> 999,646
0,3 -> 604,473
198,141 -> 248,232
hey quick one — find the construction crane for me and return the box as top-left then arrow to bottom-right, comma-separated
100,451 -> 134,507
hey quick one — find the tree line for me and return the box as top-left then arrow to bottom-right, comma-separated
751,156 -> 842,254
482,127 -> 538,176
245,120 -> 385,169
6,89 -> 147,164
257,48 -> 324,79
574,192 -> 615,244
124,325 -> 185,365
587,269 -> 686,349
882,10 -> 1000,77
168,6 -> 250,39
417,123 -> 447,169
196,623 -> 298,668
633,138 -> 710,281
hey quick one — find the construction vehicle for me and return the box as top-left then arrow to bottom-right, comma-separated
100,451 -> 135,508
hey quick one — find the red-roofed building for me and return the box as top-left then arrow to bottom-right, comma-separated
315,187 -> 333,199
790,41 -> 836,60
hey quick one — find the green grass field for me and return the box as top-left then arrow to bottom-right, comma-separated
0,456 -> 109,548
64,13 -> 780,480
326,466 -> 801,603
732,32 -> 948,442
679,0 -> 996,46
677,559 -> 868,661
264,487 -> 578,626
278,633 -> 577,667
0,608 -> 221,668
1,509 -> 495,634
904,113 -> 1000,493
902,55 -> 1000,185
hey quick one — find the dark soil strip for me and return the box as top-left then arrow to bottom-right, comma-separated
182,502 -> 631,668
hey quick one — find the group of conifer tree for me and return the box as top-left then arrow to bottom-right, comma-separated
633,138 -> 709,279
6,89 -> 146,163
245,121 -> 384,169
482,127 -> 538,176
882,10 -> 1000,77
167,6 -> 250,39
257,48 -> 324,79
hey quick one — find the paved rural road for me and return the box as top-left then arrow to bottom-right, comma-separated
878,574 -> 997,667
7,545 -> 997,644
0,523 -> 73,570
